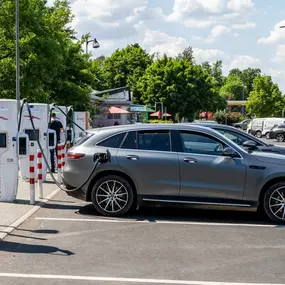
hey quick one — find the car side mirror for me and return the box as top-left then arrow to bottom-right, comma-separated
243,140 -> 258,150
222,147 -> 238,158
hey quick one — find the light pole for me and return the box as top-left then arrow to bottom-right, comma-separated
16,0 -> 20,117
86,37 -> 100,53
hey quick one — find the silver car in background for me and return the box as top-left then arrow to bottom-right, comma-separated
63,124 -> 285,223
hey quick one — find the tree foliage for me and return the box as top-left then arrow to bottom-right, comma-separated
246,75 -> 284,117
229,68 -> 261,98
220,75 -> 245,100
137,56 -> 226,121
97,44 -> 153,103
201,60 -> 224,87
0,0 -> 93,110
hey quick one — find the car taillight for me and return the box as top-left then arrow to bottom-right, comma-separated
67,152 -> 85,159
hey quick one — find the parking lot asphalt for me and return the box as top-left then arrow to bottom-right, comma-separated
1,190 -> 285,285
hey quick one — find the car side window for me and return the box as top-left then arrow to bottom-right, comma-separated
121,131 -> 137,149
138,130 -> 170,152
180,131 -> 225,156
215,129 -> 261,146
97,133 -> 126,148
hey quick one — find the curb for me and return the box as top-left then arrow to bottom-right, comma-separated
0,188 -> 60,241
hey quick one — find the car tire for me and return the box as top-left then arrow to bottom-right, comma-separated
263,182 -> 285,224
276,134 -> 285,142
91,175 -> 134,217
265,132 -> 270,139
255,131 -> 262,138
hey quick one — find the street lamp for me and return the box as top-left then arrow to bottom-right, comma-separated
16,0 -> 20,117
86,37 -> 100,53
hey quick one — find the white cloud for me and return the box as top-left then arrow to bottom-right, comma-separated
271,44 -> 285,63
143,30 -> 188,57
268,68 -> 285,93
257,20 -> 285,44
195,25 -> 231,43
168,0 -> 227,21
227,0 -> 254,12
193,48 -> 230,63
71,0 -> 162,40
211,25 -> 231,37
168,0 -> 255,30
229,55 -> 261,70
232,21 -> 256,30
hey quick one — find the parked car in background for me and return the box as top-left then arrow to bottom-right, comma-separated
247,118 -> 285,138
232,119 -> 250,131
269,124 -> 285,142
262,118 -> 285,139
247,118 -> 265,137
189,122 -> 285,155
64,124 -> 285,223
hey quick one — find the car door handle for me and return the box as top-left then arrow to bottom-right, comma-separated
126,155 -> 139,160
184,157 -> 197,163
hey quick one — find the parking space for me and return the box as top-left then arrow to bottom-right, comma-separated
1,191 -> 285,285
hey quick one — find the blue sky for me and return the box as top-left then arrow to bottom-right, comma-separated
48,0 -> 285,91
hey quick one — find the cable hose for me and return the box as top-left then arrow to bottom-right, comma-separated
25,102 -> 101,193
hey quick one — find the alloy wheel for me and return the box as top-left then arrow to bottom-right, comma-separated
255,131 -> 262,138
95,180 -> 128,213
276,134 -> 284,142
269,187 -> 285,221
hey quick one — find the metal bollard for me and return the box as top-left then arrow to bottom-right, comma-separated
66,141 -> 71,151
57,144 -> 62,184
37,150 -> 43,199
29,154 -> 35,205
61,145 -> 66,168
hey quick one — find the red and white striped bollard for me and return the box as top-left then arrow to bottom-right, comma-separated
29,154 -> 35,205
37,150 -> 43,199
61,144 -> 66,168
57,143 -> 62,184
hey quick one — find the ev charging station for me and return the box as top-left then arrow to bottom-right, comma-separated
19,103 -> 56,182
73,111 -> 90,143
0,99 -> 29,202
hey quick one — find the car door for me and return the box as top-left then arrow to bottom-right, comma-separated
116,130 -> 180,196
174,130 -> 246,200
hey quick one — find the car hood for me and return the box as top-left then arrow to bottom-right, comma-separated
251,150 -> 285,164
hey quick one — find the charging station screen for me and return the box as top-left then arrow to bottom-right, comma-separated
19,137 -> 27,155
25,129 -> 39,141
49,133 -> 55,147
0,133 -> 7,148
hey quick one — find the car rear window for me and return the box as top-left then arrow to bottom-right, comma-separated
73,133 -> 94,147
97,132 -> 126,148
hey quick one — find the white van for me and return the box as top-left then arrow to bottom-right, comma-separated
262,118 -> 285,138
247,118 -> 265,137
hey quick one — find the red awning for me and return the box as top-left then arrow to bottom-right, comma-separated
163,113 -> 172,117
106,106 -> 130,114
150,111 -> 161,117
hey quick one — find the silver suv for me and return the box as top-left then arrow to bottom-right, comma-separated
63,124 -> 285,223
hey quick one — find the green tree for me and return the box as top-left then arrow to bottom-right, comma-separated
220,75 -> 245,100
98,43 -> 153,103
246,75 -> 284,117
201,60 -> 224,87
177,46 -> 194,63
229,68 -> 261,98
0,0 -> 93,110
138,56 -> 226,121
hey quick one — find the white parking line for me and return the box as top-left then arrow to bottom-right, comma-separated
34,217 -> 282,228
0,273 -> 283,285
